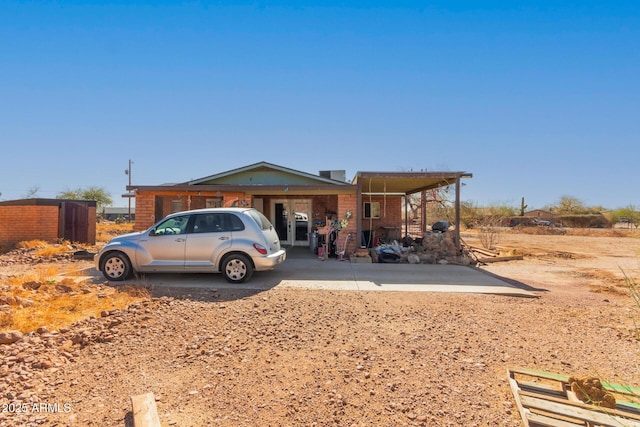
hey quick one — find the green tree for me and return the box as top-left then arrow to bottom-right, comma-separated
57,186 -> 113,211
612,205 -> 640,228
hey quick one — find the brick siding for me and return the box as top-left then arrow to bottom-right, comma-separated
0,206 -> 59,247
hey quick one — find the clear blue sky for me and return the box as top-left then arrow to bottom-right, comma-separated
1,1 -> 638,210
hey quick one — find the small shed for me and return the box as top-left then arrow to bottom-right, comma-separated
0,198 -> 97,247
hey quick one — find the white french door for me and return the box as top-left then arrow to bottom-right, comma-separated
271,199 -> 312,246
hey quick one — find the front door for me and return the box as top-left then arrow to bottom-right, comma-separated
272,199 -> 311,246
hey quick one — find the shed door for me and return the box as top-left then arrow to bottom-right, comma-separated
60,202 -> 89,243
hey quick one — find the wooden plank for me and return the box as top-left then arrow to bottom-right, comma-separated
130,392 -> 161,427
520,391 -> 640,421
477,255 -> 523,263
510,366 -> 640,399
509,368 -> 640,427
518,380 -> 566,398
519,394 -> 640,427
469,246 -> 500,257
509,376 -> 532,427
526,412 -> 584,427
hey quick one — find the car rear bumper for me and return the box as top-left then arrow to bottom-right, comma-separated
253,249 -> 286,271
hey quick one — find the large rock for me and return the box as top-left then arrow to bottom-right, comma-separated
0,330 -> 23,345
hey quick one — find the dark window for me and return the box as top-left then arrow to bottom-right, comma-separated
192,213 -> 245,233
363,202 -> 380,219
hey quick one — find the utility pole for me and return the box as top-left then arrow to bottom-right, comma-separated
123,159 -> 133,222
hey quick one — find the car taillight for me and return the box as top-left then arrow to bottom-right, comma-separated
253,243 -> 268,255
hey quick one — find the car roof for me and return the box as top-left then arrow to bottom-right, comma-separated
168,207 -> 253,216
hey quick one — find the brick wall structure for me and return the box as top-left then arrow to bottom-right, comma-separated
0,199 -> 97,247
360,195 -> 403,244
0,205 -> 59,247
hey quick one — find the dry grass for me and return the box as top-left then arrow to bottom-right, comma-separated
511,226 -> 639,238
1,222 -> 147,334
1,265 -> 148,333
97,221 -> 135,243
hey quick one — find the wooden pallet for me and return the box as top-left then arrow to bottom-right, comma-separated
508,367 -> 640,427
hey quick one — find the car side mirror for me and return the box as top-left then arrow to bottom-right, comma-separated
149,229 -> 157,236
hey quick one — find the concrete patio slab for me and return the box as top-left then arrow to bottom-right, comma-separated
86,247 -> 537,297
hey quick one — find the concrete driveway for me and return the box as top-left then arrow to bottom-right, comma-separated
89,247 -> 537,297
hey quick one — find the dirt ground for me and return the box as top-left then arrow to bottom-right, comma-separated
1,228 -> 639,426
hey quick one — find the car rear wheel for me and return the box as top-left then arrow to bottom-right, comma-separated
222,254 -> 253,283
102,252 -> 132,281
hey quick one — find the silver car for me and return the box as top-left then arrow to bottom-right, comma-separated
95,208 -> 286,283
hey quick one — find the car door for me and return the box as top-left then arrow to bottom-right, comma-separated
184,212 -> 233,271
135,214 -> 190,271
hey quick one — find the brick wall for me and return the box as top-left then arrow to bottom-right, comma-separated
361,195 -> 403,243
337,194 -> 358,255
133,192 -> 156,231
0,206 -> 59,247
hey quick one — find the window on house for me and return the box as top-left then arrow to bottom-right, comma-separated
206,198 -> 223,208
171,200 -> 183,213
363,202 -> 380,219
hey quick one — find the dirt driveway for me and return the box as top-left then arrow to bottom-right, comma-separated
1,229 -> 639,427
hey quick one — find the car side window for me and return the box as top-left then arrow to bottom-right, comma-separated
189,213 -> 246,233
226,213 -> 245,231
155,215 -> 189,235
193,214 -> 223,233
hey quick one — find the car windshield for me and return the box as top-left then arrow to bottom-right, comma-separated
246,209 -> 274,231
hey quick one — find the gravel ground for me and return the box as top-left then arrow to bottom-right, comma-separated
1,232 -> 639,427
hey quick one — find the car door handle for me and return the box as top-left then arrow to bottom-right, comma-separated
175,238 -> 186,242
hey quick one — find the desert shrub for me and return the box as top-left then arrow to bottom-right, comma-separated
624,270 -> 640,342
559,214 -> 611,228
477,217 -> 503,250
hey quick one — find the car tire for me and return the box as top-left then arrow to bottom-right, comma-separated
101,252 -> 132,281
222,254 -> 253,283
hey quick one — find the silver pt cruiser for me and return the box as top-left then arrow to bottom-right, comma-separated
95,207 -> 286,283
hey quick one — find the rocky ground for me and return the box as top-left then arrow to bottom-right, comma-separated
1,230 -> 639,426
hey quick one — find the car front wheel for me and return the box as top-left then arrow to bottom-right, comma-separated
101,252 -> 132,281
222,254 -> 253,283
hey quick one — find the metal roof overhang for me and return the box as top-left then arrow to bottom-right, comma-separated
128,184 -> 357,196
354,171 -> 472,195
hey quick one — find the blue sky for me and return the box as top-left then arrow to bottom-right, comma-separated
1,1 -> 638,210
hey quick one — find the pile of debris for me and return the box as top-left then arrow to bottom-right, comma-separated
371,230 -> 472,265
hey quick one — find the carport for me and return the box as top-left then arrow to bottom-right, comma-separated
352,171 -> 473,250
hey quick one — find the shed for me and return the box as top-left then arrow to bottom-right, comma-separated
0,198 -> 97,247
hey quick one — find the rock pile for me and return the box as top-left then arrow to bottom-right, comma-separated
0,302 -> 151,426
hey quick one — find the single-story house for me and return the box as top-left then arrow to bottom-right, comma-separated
128,162 -> 472,256
101,207 -> 136,221
0,198 -> 97,247
523,209 -> 556,221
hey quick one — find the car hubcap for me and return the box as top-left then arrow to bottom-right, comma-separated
104,257 -> 125,279
226,259 -> 246,280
